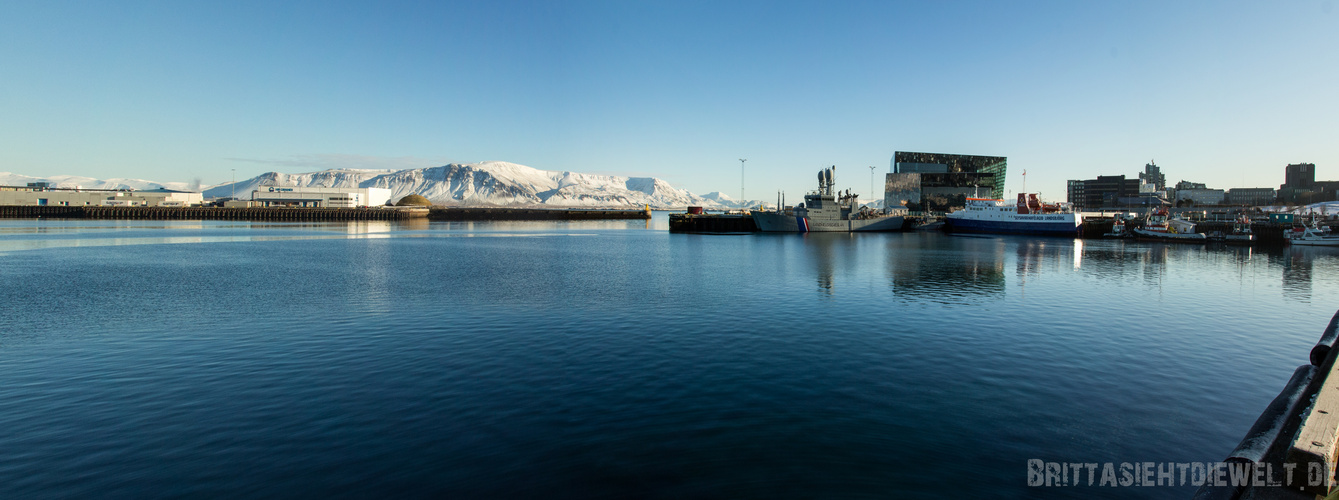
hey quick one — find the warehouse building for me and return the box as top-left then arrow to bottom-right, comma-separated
1175,188 -> 1225,206
1223,188 -> 1277,206
249,186 -> 392,208
0,185 -> 203,207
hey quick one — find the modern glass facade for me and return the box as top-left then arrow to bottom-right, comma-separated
886,152 -> 1007,212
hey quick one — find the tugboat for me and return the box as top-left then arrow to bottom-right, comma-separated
1132,207 -> 1206,242
944,193 -> 1083,237
752,166 -> 906,232
1104,216 -> 1127,238
1209,215 -> 1255,244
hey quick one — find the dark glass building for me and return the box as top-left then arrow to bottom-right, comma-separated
884,152 -> 1007,212
1065,175 -> 1142,209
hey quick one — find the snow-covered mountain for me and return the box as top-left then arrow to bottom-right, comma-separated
182,161 -> 761,209
0,172 -> 197,191
698,192 -> 769,209
199,161 -> 724,208
7,161 -> 775,208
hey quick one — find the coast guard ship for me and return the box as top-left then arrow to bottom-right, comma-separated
752,166 -> 905,232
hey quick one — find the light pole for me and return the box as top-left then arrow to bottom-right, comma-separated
868,165 -> 876,206
230,169 -> 235,200
739,159 -> 747,206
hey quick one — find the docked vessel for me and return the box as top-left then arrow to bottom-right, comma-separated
1285,219 -> 1339,246
752,166 -> 905,232
1104,216 -> 1127,238
668,209 -> 758,233
943,194 -> 1082,237
1131,208 -> 1206,242
1207,215 -> 1255,244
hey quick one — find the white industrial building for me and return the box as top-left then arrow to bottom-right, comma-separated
0,185 -> 204,207
249,186 -> 392,208
1175,188 -> 1226,206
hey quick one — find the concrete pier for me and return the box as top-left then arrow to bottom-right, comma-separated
0,205 -> 428,221
1079,217 -> 1298,245
427,207 -> 651,221
668,213 -> 758,233
0,205 -> 657,221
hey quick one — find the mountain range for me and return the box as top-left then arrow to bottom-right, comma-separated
2,162 -> 770,209
0,172 -> 196,192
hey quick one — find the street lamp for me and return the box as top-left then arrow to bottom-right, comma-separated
739,159 -> 747,206
868,165 -> 876,205
230,169 -> 235,200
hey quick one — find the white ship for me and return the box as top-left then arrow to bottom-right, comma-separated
944,194 -> 1083,237
1131,207 -> 1206,242
752,166 -> 905,232
1286,217 -> 1339,246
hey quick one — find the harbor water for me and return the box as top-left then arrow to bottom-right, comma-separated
2,214 -> 1338,498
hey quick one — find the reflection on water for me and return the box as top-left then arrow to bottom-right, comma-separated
775,232 -> 1339,308
799,233 -> 860,296
0,219 -> 621,253
886,234 -> 1006,305
1282,247 -> 1314,302
4,220 -> 1339,499
4,220 -> 1338,304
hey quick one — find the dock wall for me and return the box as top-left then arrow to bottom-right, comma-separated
0,205 -> 654,221
1079,218 -> 1297,245
668,213 -> 758,232
0,205 -> 428,221
426,207 -> 651,221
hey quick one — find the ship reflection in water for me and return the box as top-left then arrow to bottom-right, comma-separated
785,231 -> 1339,306
796,233 -> 860,296
1282,246 -> 1320,302
886,234 -> 1006,305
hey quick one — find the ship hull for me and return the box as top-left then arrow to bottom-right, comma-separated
752,212 -> 904,232
1131,227 -> 1207,242
944,217 -> 1081,237
1288,238 -> 1339,247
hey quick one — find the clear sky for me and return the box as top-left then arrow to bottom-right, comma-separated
2,0 -> 1336,200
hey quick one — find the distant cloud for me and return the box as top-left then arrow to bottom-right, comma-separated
225,154 -> 458,172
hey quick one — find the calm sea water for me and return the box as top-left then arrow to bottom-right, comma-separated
1,214 -> 1337,499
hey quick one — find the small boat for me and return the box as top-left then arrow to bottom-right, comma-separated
1206,216 -> 1253,244
1285,219 -> 1339,246
1224,216 -> 1255,244
1132,208 -> 1206,242
1104,217 -> 1127,238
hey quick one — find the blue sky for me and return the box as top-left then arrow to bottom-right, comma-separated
1,0 -> 1336,200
